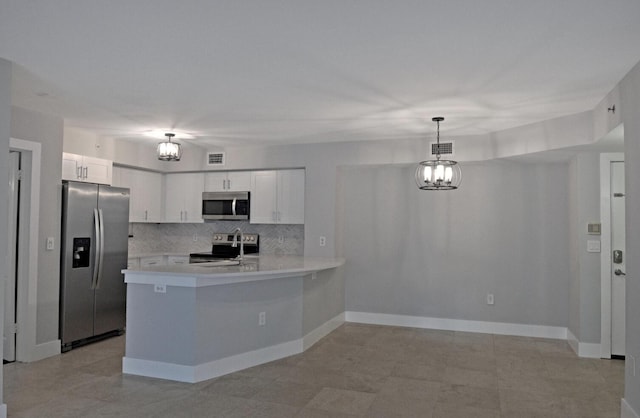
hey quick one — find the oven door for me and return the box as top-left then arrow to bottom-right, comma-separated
202,192 -> 250,220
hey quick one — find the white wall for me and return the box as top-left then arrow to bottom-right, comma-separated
10,106 -> 63,345
567,153 -> 602,344
338,162 -> 570,327
620,59 -> 640,415
0,56 -> 12,411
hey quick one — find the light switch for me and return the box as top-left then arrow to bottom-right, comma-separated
587,240 -> 601,253
46,237 -> 55,251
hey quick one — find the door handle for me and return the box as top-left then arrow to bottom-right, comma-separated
614,269 -> 626,276
92,208 -> 100,289
96,209 -> 105,289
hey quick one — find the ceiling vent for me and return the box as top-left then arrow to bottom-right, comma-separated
207,152 -> 225,166
429,141 -> 455,158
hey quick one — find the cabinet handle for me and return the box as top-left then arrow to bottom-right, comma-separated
144,210 -> 148,221
277,211 -> 281,222
227,179 -> 231,189
83,167 -> 88,179
184,210 -> 187,221
76,166 -> 82,179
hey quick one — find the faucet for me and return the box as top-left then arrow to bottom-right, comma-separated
231,228 -> 244,264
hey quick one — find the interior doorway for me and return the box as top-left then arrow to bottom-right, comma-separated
3,151 -> 20,362
601,152 -> 626,358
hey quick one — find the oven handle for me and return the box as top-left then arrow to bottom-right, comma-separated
232,198 -> 237,216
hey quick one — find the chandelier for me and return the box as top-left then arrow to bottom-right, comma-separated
157,133 -> 182,161
415,117 -> 461,190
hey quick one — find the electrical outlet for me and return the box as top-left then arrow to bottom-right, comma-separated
46,237 -> 55,250
487,293 -> 494,305
193,232 -> 198,242
259,312 -> 266,326
154,284 -> 166,293
278,236 -> 284,244
319,236 -> 326,247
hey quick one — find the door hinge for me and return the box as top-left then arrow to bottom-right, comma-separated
11,323 -> 18,334
17,169 -> 23,181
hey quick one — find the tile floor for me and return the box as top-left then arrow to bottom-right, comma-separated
3,323 -> 624,417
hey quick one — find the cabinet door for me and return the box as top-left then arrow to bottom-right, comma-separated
250,171 -> 278,224
277,170 -> 305,224
167,256 -> 189,265
62,152 -> 83,181
164,173 -> 204,222
227,172 -> 252,191
182,173 -> 204,221
136,170 -> 163,222
82,156 -> 113,185
204,172 -> 228,192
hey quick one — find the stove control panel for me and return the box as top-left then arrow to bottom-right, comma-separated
212,233 -> 259,244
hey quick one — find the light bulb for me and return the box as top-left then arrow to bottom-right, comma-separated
445,166 -> 453,182
423,166 -> 432,183
435,164 -> 445,181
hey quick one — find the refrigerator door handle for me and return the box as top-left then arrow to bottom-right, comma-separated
96,209 -> 105,289
232,198 -> 237,216
92,208 -> 100,289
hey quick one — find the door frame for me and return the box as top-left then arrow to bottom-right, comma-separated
9,138 -> 41,362
600,152 -> 625,358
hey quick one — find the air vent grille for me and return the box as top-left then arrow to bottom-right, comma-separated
430,141 -> 454,157
207,152 -> 225,166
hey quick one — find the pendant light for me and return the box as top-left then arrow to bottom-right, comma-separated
415,117 -> 462,190
157,133 -> 182,161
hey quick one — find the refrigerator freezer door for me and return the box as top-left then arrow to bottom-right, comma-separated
93,186 -> 129,336
60,182 -> 99,345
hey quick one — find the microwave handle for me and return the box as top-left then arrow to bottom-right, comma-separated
232,198 -> 237,216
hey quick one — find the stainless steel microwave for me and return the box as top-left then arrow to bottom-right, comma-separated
202,191 -> 250,220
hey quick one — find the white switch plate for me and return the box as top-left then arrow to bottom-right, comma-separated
587,240 -> 601,253
258,312 -> 266,326
154,284 -> 166,293
319,236 -> 326,247
487,293 -> 494,305
46,237 -> 55,250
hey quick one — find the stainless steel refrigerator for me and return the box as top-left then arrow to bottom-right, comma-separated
60,181 -> 129,352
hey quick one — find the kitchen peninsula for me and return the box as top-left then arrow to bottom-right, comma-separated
121,255 -> 345,383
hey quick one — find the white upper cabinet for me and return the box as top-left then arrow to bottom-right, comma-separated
114,167 -> 163,222
250,169 -> 304,224
62,152 -> 112,185
204,171 -> 252,192
164,173 -> 205,223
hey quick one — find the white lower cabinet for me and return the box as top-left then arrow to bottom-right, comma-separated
167,255 -> 189,265
164,173 -> 204,222
140,256 -> 164,267
250,169 -> 304,224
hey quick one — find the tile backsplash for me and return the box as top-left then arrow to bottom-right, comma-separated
128,221 -> 304,256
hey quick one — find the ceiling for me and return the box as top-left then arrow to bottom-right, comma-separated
1,1 -> 639,148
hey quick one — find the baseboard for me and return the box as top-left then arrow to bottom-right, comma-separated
123,313 -> 346,383
567,329 -> 602,358
303,312 -> 345,350
622,398 -> 640,418
124,339 -> 302,383
29,339 -> 61,362
345,311 -> 567,340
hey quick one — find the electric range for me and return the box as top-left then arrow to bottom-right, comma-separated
189,232 -> 259,263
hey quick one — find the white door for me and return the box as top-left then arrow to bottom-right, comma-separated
611,161 -> 626,357
4,151 -> 20,362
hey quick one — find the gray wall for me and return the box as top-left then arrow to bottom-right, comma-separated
0,56 -> 12,406
338,162 -> 570,327
10,106 -> 63,344
621,59 -> 640,413
567,153 -> 601,343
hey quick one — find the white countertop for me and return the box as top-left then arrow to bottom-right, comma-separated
122,255 -> 345,287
